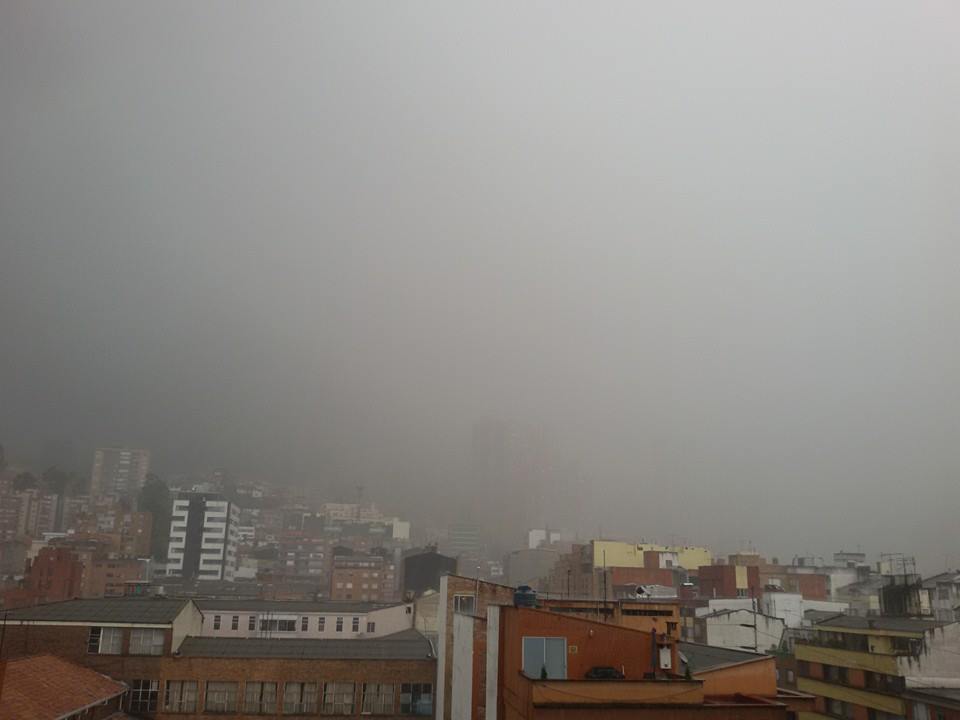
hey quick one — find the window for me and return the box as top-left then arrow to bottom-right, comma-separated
244,681 -> 278,714
787,669 -> 796,683
260,618 -> 297,632
453,594 -> 476,615
302,616 -> 309,632
336,617 -> 344,632
352,617 -> 360,632
87,626 -> 122,655
164,680 -> 198,713
828,699 -> 854,719
362,683 -> 395,714
797,660 -> 810,676
129,679 -> 159,713
284,682 -> 318,714
213,614 -> 222,630
938,586 -> 950,600
522,636 -> 567,679
129,628 -> 165,655
736,588 -> 748,598
206,681 -> 239,713
318,616 -> 325,632
400,683 -> 432,715
249,615 -> 256,631
367,621 -> 376,633
232,615 -> 239,631
321,682 -> 355,715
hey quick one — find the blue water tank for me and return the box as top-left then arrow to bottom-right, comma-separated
514,585 -> 538,608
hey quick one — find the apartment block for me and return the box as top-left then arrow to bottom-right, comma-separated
90,446 -> 151,496
166,493 -> 239,581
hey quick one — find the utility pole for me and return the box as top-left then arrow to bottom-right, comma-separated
752,597 -> 759,652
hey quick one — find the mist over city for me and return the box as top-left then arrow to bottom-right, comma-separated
1,5 -> 960,719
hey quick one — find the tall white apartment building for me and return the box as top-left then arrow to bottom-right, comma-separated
166,493 -> 239,581
90,446 -> 151,496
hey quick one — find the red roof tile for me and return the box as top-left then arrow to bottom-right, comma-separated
0,654 -> 126,720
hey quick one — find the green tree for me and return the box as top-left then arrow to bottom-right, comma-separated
13,471 -> 38,491
138,473 -> 172,561
41,466 -> 70,495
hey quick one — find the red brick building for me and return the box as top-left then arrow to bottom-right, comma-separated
451,603 -> 814,720
330,551 -> 397,602
698,564 -> 762,600
0,596 -> 437,719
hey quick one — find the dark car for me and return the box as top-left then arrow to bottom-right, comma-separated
584,666 -> 625,680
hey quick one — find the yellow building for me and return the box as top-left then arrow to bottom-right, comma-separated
794,614 -> 956,720
591,540 -> 712,571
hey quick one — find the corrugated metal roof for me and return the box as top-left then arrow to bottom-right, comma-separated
0,597 -> 191,624
193,598 -> 405,613
678,642 -> 766,672
177,628 -> 434,659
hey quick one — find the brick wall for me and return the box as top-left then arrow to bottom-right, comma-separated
153,655 -> 435,719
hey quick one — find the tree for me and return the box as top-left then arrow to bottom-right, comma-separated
41,466 -> 70,496
138,473 -> 172,562
13,471 -> 38,491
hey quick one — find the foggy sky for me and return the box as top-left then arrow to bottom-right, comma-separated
2,2 -> 959,569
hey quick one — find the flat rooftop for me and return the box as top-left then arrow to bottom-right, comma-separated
177,628 -> 434,660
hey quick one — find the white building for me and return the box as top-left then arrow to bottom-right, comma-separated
694,608 -> 786,652
698,594 -> 848,630
165,493 -> 239,581
194,599 -> 414,639
90,446 -> 151,496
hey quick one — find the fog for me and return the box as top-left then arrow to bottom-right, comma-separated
2,2 -> 959,568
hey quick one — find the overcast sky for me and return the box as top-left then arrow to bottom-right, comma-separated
2,2 -> 958,568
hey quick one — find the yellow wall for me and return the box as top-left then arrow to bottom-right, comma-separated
797,678 -> 905,715
593,541 -> 644,568
795,645 -> 898,674
591,541 -> 713,570
735,566 -> 749,590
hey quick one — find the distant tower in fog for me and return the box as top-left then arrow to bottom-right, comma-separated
90,446 -> 151,496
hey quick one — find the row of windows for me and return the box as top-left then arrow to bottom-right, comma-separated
87,627 -> 163,656
797,661 -> 905,695
212,615 -> 376,634
131,679 -> 432,715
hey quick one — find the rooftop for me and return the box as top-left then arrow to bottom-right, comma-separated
904,688 -> 960,709
921,572 -> 960,589
678,642 -> 766,672
193,598 -> 406,613
0,597 -> 192,624
813,614 -> 946,633
0,654 -> 127,720
177,628 -> 434,659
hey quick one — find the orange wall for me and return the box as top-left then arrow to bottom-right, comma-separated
693,657 -> 777,696
501,607 -> 676,682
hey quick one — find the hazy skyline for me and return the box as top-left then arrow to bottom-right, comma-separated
2,2 -> 959,570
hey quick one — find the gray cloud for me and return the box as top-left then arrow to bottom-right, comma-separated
2,1 -> 959,568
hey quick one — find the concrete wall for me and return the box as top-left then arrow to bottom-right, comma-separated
451,613 -> 474,720
701,609 -> 785,652
436,575 -> 516,720
899,623 -> 960,688
172,601 -> 204,651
